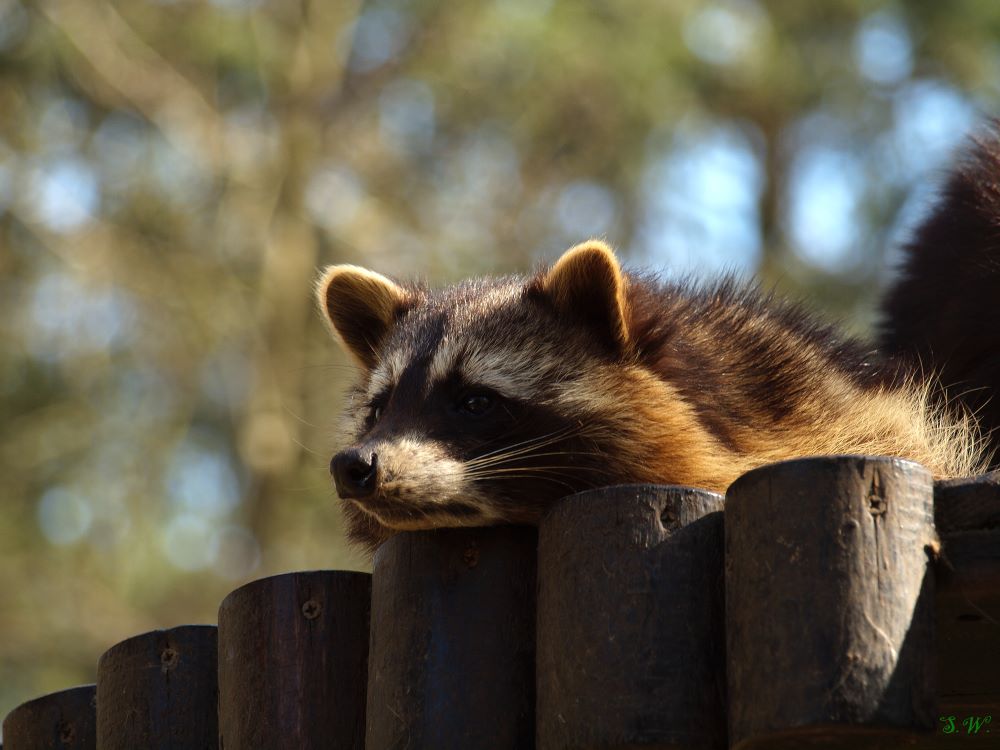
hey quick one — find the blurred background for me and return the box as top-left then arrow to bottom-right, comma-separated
2,0 -> 1000,723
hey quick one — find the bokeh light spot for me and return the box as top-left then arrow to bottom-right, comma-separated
37,487 -> 93,546
165,437 -> 241,519
684,1 -> 768,66
854,12 -> 913,86
788,147 -> 863,271
347,8 -> 410,73
28,157 -> 99,233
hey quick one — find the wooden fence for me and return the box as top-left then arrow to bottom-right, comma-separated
3,455 -> 998,749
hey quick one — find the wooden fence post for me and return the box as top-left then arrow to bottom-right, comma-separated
536,484 -> 728,750
366,525 -> 537,749
933,472 -> 1000,737
2,685 -> 96,750
725,456 -> 937,749
96,624 -> 217,749
217,570 -> 372,749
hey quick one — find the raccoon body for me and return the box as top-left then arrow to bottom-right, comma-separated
317,133 -> 998,552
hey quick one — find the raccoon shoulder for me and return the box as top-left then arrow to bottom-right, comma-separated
621,272 -> 985,480
625,274 -> 891,407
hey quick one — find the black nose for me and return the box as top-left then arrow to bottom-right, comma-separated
330,449 -> 380,499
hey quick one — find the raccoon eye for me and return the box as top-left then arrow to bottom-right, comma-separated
362,389 -> 390,429
459,393 -> 494,416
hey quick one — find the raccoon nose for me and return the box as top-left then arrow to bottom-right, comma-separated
330,449 -> 380,499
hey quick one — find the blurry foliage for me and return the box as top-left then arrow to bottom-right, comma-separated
2,0 -> 1000,723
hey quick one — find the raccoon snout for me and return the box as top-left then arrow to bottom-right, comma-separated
330,449 -> 380,499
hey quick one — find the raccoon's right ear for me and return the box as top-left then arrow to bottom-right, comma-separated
536,240 -> 631,352
315,265 -> 412,369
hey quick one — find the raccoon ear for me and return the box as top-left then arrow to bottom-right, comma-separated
540,240 -> 630,350
316,265 -> 412,369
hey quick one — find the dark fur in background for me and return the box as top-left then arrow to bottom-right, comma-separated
882,122 -> 1000,468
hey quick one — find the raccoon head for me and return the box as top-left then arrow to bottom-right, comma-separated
316,241 -> 713,550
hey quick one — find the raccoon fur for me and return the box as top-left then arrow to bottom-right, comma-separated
879,123 -> 1000,464
317,130 -> 999,552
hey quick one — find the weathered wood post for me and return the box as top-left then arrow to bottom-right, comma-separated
536,484 -> 728,750
96,624 -> 218,749
2,685 -> 96,749
933,472 -> 1000,735
366,525 -> 537,749
217,570 -> 372,749
726,456 -> 937,749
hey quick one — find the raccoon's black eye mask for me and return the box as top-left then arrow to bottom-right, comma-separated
361,381 -> 502,435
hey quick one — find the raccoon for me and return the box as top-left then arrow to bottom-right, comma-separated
316,132 -> 998,552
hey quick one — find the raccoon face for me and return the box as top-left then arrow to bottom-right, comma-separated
316,241 -> 685,549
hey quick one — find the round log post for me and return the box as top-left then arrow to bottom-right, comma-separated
536,484 -> 727,750
934,471 -> 1000,533
725,456 -> 937,749
933,473 -> 1000,721
2,685 -> 96,749
217,570 -> 372,749
96,624 -> 218,749
366,525 -> 537,750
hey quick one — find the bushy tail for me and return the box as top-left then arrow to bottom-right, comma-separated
880,122 -> 1000,469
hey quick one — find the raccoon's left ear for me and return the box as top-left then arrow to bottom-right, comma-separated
538,240 -> 631,351
315,265 -> 413,369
